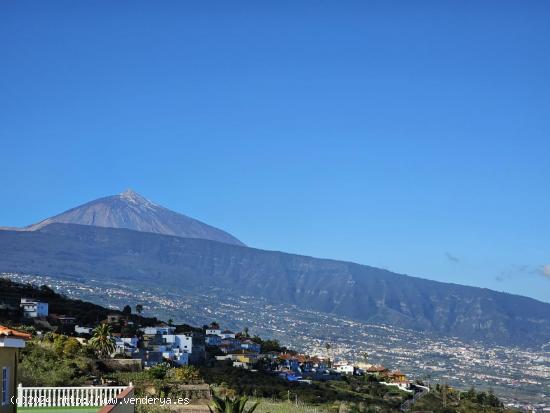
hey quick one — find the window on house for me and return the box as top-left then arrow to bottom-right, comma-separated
2,367 -> 8,406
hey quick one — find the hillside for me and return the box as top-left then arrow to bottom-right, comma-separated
0,277 -> 161,327
0,223 -> 549,347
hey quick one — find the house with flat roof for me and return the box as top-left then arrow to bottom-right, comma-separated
20,299 -> 48,318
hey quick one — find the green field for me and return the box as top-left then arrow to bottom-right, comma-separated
19,407 -> 100,413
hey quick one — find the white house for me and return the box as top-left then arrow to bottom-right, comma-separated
141,326 -> 175,335
335,364 -> 355,375
114,337 -> 139,355
380,381 -> 413,392
164,334 -> 193,353
74,325 -> 93,335
20,299 -> 48,318
162,349 -> 189,366
205,323 -> 221,336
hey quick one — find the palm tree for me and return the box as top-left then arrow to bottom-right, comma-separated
208,394 -> 259,413
89,323 -> 116,358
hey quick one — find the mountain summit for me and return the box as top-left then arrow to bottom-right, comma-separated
17,189 -> 245,246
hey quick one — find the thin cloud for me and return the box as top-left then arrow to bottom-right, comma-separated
497,264 -> 550,282
445,252 -> 459,263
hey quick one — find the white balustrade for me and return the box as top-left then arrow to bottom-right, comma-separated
17,384 -> 131,407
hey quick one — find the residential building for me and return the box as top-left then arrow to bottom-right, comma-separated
20,299 -> 48,318
205,334 -> 221,346
335,364 -> 355,375
132,350 -> 163,368
0,326 -> 31,413
162,350 -> 189,366
366,365 -> 389,378
215,352 -> 260,368
240,339 -> 261,353
140,326 -> 175,336
114,337 -> 139,356
220,330 -> 235,339
219,338 -> 241,354
205,322 -> 221,336
106,314 -> 129,326
388,371 -> 407,383
164,334 -> 192,352
136,328 -> 205,367
75,325 -> 93,335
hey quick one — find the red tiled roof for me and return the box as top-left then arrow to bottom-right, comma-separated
0,325 -> 32,339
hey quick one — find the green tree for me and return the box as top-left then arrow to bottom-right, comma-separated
53,334 -> 67,355
135,304 -> 143,315
172,366 -> 202,383
63,337 -> 82,356
89,324 -> 116,358
147,363 -> 170,380
122,305 -> 132,315
208,394 -> 259,413
19,342 -> 86,387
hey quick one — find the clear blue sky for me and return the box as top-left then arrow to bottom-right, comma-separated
1,1 -> 549,302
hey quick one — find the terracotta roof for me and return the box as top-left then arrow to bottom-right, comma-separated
0,325 -> 32,340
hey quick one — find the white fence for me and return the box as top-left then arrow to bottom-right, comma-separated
17,384 -> 131,407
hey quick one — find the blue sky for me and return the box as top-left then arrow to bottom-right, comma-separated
1,1 -> 549,302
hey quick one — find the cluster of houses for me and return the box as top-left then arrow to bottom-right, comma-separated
132,325 -> 205,367
256,352 -> 411,391
76,321 -> 207,367
14,299 -> 411,391
206,323 -> 261,353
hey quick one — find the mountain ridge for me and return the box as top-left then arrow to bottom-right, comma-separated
0,222 -> 548,348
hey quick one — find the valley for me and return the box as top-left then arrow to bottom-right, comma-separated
4,272 -> 549,410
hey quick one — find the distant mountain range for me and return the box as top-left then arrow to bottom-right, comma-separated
1,189 -> 244,246
0,194 -> 549,348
